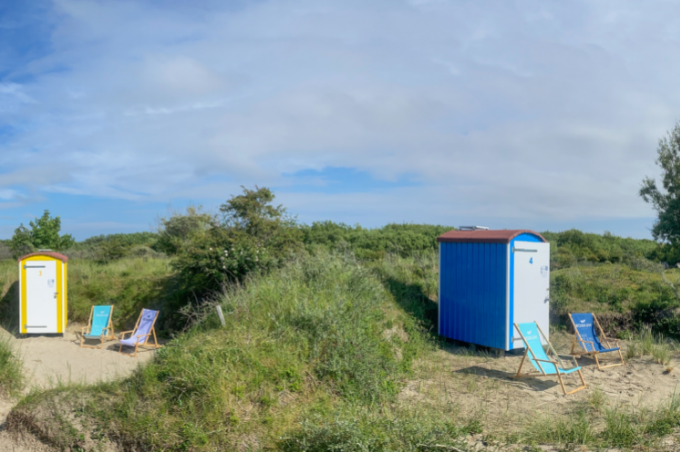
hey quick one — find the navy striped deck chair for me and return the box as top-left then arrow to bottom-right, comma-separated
569,313 -> 624,370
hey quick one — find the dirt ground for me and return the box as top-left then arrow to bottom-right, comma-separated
0,323 -> 159,452
400,331 -> 680,450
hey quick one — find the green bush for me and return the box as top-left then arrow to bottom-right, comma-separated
301,222 -> 453,258
172,187 -> 303,295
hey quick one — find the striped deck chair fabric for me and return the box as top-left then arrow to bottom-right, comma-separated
515,322 -> 587,395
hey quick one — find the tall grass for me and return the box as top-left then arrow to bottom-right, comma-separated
0,335 -> 24,397
523,391 -> 680,448
625,326 -> 677,366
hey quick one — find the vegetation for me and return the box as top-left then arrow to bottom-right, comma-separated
523,392 -> 680,449
542,229 -> 659,268
10,210 -> 75,258
641,120 -> 680,243
8,186 -> 680,449
301,222 -> 452,259
7,252 -> 458,450
0,335 -> 23,397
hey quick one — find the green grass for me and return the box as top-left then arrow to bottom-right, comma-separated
8,252 -> 444,450
0,335 -> 24,397
624,326 -> 677,366
521,391 -> 680,449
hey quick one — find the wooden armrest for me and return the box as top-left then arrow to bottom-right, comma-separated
534,358 -> 557,364
119,330 -> 134,339
81,327 -> 89,334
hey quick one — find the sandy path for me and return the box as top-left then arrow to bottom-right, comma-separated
0,324 -> 158,451
401,332 -> 680,442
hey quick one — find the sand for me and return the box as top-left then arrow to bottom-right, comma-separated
400,331 -> 680,450
1,327 -> 679,450
0,323 -> 158,451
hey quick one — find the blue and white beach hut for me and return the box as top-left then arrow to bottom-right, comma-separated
437,228 -> 550,351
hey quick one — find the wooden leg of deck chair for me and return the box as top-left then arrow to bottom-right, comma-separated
563,370 -> 588,395
570,335 -> 577,356
152,328 -> 162,349
515,350 -> 528,379
594,353 -> 601,370
593,352 -> 625,369
556,371 -> 568,395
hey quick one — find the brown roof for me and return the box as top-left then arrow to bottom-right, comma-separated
437,229 -> 546,244
18,251 -> 69,263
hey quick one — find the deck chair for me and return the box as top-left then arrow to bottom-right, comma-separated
514,322 -> 587,395
118,309 -> 162,358
80,305 -> 115,349
569,313 -> 624,370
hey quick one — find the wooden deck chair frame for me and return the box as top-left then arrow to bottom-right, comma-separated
514,322 -> 587,395
80,305 -> 115,349
569,313 -> 625,370
118,310 -> 162,358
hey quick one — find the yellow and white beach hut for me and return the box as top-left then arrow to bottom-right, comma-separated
18,251 -> 68,335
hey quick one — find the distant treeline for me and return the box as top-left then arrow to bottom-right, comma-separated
29,225 -> 680,268
5,223 -> 678,268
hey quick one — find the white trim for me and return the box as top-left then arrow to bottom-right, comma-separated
505,242 -> 511,350
438,242 -> 441,336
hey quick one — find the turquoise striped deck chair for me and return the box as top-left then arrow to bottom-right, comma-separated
514,322 -> 587,395
569,313 -> 624,370
80,305 -> 115,349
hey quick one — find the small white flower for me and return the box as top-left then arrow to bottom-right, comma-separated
210,248 -> 213,251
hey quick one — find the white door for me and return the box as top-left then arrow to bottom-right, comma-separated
25,261 -> 58,333
511,241 -> 550,349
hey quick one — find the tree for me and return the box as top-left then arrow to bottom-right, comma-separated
156,206 -> 214,255
641,122 -> 680,242
10,210 -> 75,257
172,186 -> 303,294
219,186 -> 287,238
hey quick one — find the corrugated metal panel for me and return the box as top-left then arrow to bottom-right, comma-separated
439,241 -> 507,349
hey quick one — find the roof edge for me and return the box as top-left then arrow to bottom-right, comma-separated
18,252 -> 69,263
436,229 -> 547,244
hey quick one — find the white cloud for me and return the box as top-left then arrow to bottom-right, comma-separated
1,0 -> 676,233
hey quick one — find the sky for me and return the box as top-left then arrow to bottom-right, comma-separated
0,0 -> 677,240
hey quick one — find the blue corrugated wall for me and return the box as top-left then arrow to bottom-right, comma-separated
439,242 -> 507,349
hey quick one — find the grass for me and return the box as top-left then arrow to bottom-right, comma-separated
8,252 -> 447,450
522,392 -> 680,449
0,334 -> 24,397
8,249 -> 680,450
624,326 -> 677,367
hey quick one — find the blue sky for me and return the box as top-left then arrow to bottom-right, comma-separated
0,0 -> 677,240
